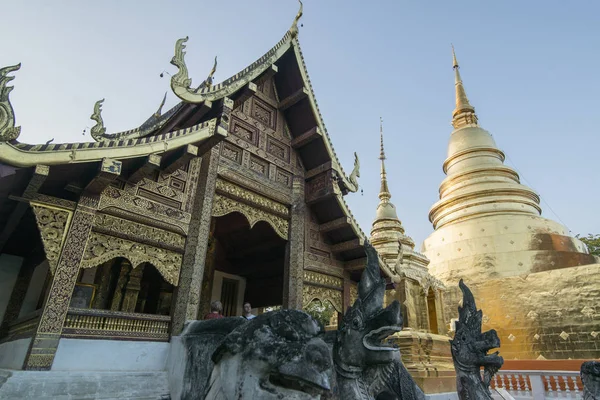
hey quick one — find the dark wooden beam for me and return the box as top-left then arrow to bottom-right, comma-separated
181,101 -> 213,127
345,257 -> 367,271
331,238 -> 365,254
22,165 -> 50,199
291,126 -> 322,149
305,161 -> 332,180
232,82 -> 257,109
128,154 -> 162,184
319,217 -> 351,233
278,87 -> 308,111
162,144 -> 198,175
84,158 -> 122,195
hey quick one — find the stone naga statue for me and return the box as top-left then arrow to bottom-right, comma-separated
581,361 -> 600,400
328,242 -> 425,400
203,310 -> 332,400
450,279 -> 504,399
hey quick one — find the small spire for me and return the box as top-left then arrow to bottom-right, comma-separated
451,45 -> 478,129
379,117 -> 391,202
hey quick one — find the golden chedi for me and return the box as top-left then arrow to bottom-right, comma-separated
370,120 -> 455,394
422,47 -> 600,360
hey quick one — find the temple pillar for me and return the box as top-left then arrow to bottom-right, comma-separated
172,148 -> 220,334
23,198 -> 95,370
342,271 -> 352,312
23,159 -> 120,370
198,222 -> 218,319
92,260 -> 116,309
121,264 -> 145,312
282,176 -> 305,310
110,260 -> 132,311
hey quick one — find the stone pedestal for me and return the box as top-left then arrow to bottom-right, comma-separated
387,329 -> 456,394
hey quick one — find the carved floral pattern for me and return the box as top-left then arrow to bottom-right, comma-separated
93,213 -> 185,251
303,284 -> 343,313
81,232 -> 182,286
303,271 -> 343,288
31,204 -> 72,274
212,194 -> 288,240
215,179 -> 288,216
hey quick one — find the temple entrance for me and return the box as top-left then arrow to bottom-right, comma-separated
202,212 -> 287,318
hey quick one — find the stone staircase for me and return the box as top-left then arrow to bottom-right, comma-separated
0,369 -> 170,399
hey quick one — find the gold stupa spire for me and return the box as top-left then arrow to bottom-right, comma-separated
379,117 -> 391,202
451,45 -> 478,129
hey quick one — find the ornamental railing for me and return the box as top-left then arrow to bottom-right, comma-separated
62,308 -> 170,342
488,370 -> 583,399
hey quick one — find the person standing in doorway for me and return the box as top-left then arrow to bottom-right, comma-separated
204,300 -> 224,320
242,302 -> 256,320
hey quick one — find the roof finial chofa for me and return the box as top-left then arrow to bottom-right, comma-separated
451,45 -> 478,129
0,64 -> 22,142
290,0 -> 303,38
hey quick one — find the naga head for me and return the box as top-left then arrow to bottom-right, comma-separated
581,361 -> 600,399
450,280 -> 504,390
209,309 -> 332,399
334,241 -> 403,373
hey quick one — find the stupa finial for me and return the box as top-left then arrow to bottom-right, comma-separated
378,117 -> 391,202
451,45 -> 478,129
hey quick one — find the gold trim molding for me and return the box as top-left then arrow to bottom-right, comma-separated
303,271 -> 343,288
31,203 -> 73,274
80,231 -> 181,286
215,178 -> 289,217
212,193 -> 288,240
303,284 -> 343,313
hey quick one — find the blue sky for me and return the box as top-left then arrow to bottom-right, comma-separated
2,1 -> 599,247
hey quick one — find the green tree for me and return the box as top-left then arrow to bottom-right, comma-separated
304,299 -> 336,327
576,234 -> 600,257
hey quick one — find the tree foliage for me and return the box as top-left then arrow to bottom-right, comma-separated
304,299 -> 336,327
576,233 -> 600,257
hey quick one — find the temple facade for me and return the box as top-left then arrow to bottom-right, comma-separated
0,8 -> 384,373
422,48 -> 600,360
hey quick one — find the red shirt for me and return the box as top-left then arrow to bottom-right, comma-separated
204,312 -> 224,320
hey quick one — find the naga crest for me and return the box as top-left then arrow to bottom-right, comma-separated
89,99 -> 106,142
335,241 -> 403,373
581,361 -> 600,400
450,279 -> 504,399
0,63 -> 22,142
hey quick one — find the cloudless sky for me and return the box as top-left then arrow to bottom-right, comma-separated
2,1 -> 599,247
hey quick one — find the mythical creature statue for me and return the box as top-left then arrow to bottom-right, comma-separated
582,361 -> 600,400
89,99 -> 106,141
0,63 -> 22,142
329,242 -> 425,400
204,310 -> 332,400
450,279 -> 504,399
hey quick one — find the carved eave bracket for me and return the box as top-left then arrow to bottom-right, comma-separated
31,203 -> 73,275
85,158 -> 122,194
0,63 -> 22,142
127,154 -> 162,184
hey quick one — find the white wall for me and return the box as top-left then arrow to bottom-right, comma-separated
52,338 -> 169,371
0,254 -> 24,322
211,271 -> 246,317
19,260 -> 49,318
0,338 -> 31,370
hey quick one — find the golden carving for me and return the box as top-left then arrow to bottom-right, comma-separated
303,284 -> 342,313
350,284 -> 358,305
0,64 -> 22,142
93,213 -> 185,251
303,271 -> 343,288
81,231 -> 182,286
215,178 -> 288,216
31,204 -> 73,274
212,194 -> 288,240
